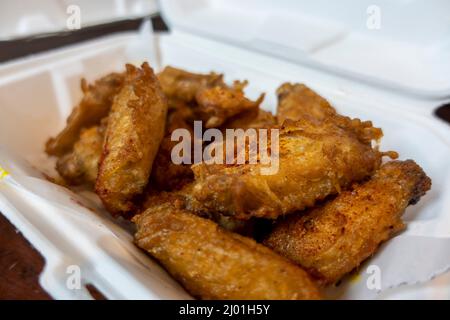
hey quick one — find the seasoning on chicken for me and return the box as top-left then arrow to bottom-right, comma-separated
56,123 -> 105,186
134,203 -> 321,300
189,116 -> 387,220
95,63 -> 167,216
264,160 -> 431,285
46,72 -> 124,156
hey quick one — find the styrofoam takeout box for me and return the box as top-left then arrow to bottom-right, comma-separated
0,0 -> 158,40
1,0 -> 450,299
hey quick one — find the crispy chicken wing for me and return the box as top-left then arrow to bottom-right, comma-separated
264,160 -> 431,285
159,66 -> 265,128
152,71 -> 267,190
134,203 -> 321,300
189,115 -> 386,220
151,136 -> 194,191
140,185 -> 255,236
223,108 -> 277,130
195,82 -> 265,128
46,72 -> 124,156
276,83 -> 336,124
150,97 -> 196,191
96,63 -> 168,216
56,123 -> 105,186
158,66 -> 224,103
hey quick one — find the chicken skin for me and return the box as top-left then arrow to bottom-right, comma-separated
159,66 -> 266,128
276,83 -> 336,124
157,66 -> 224,103
56,124 -> 105,186
134,203 -> 321,300
223,108 -> 277,130
264,160 -> 432,285
96,63 -> 168,216
195,83 -> 265,128
46,72 -> 124,156
189,115 -> 386,220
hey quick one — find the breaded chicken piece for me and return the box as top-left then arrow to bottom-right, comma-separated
158,66 -> 224,103
165,97 -> 196,133
276,83 -> 336,124
264,160 -> 431,286
133,203 -> 321,300
151,80 -> 267,191
189,116 -> 386,220
195,82 -> 265,128
46,72 -> 124,156
223,108 -> 277,130
151,136 -> 194,191
96,63 -> 168,216
140,185 -> 255,236
56,124 -> 105,186
150,98 -> 196,191
158,66 -> 265,128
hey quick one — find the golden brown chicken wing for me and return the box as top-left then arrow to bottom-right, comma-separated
189,115 -> 386,220
151,73 -> 267,191
223,108 -> 277,130
55,123 -> 105,186
149,97 -> 196,192
46,72 -> 124,156
195,83 -> 265,128
276,83 -> 337,124
95,63 -> 168,216
150,136 -> 194,191
157,66 -> 224,103
134,203 -> 321,300
264,160 -> 431,286
139,184 -> 255,236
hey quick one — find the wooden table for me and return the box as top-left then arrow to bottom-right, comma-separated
0,15 -> 167,300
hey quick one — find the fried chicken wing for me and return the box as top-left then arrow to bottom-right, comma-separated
165,98 -> 196,132
56,124 -> 105,186
139,185 -> 255,236
195,83 -> 265,128
223,108 -> 277,130
134,203 -> 321,300
151,76 -> 267,190
276,83 -> 337,124
158,66 -> 224,103
150,98 -> 196,191
46,72 -> 124,156
264,160 -> 431,285
151,136 -> 194,191
158,66 -> 266,128
189,115 -> 386,220
96,63 -> 168,216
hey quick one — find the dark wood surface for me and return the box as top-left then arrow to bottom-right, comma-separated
0,15 -> 168,63
0,15 -> 167,300
435,103 -> 450,124
0,214 -> 51,300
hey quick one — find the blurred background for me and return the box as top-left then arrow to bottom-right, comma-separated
1,0 -> 448,122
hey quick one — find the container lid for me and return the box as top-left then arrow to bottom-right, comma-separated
0,0 -> 157,40
160,0 -> 450,99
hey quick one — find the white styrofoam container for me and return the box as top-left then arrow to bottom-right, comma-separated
0,0 -> 158,40
160,0 -> 450,99
1,1 -> 450,299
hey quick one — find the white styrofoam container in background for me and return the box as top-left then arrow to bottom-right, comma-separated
1,0 -> 450,299
0,0 -> 158,40
161,0 -> 450,98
